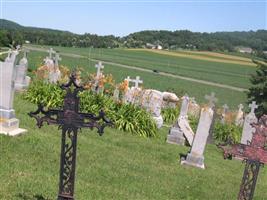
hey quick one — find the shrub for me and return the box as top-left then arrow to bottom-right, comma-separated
24,81 -> 157,137
161,106 -> 180,124
23,81 -> 64,108
213,122 -> 242,143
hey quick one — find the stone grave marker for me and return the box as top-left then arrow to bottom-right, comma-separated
221,104 -> 229,124
93,61 -> 104,93
47,48 -> 56,59
167,95 -> 194,146
123,76 -> 143,104
240,101 -> 258,145
141,89 -> 163,128
235,104 -> 244,126
113,86 -> 120,102
15,48 -> 31,90
181,93 -> 217,169
0,50 -> 27,136
49,53 -> 62,83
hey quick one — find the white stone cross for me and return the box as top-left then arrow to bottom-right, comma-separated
95,61 -> 104,79
47,48 -> 56,59
205,92 -> 217,107
125,76 -> 131,82
131,76 -> 143,88
54,53 -> 62,67
249,101 -> 258,114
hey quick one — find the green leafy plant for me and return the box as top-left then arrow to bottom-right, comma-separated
24,81 -> 157,137
161,106 -> 180,124
23,81 -> 64,108
188,115 -> 199,133
214,122 -> 242,143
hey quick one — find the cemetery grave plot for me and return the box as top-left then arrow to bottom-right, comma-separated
1,47 -> 266,199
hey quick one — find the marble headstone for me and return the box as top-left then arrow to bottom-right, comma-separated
167,95 -> 194,146
181,93 -> 217,169
15,49 -> 31,90
0,50 -> 27,136
240,101 -> 258,145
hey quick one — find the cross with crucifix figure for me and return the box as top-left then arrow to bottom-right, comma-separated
48,48 -> 56,59
218,115 -> 267,200
28,73 -> 112,200
249,101 -> 258,114
130,76 -> 143,88
205,92 -> 217,108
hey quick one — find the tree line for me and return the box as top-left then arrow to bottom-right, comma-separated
1,19 -> 267,58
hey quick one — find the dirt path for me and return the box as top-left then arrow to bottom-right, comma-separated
27,46 -> 248,92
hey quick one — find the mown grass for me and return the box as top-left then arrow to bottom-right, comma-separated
28,45 -> 256,89
26,50 -> 246,108
0,93 -> 266,200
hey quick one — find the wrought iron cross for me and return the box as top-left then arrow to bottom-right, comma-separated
29,73 -> 112,200
218,115 -> 267,200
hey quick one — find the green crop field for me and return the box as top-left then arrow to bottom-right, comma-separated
30,45 -> 256,89
23,45 -> 256,109
0,94 -> 266,200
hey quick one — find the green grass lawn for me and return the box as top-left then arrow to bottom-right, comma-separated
26,50 -> 247,109
0,94 -> 266,200
30,45 -> 256,89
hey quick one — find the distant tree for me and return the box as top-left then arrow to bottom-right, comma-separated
247,60 -> 267,117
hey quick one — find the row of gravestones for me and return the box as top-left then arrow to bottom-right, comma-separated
166,92 -> 259,169
0,48 -> 31,136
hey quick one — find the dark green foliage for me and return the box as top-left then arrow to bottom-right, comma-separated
214,122 -> 242,143
23,81 -> 157,137
247,60 -> 267,117
1,19 -> 267,58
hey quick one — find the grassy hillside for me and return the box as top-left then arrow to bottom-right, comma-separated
0,94 -> 266,199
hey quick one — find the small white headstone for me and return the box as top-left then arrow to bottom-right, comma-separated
240,101 -> 258,144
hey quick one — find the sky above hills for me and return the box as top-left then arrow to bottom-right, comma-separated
0,0 -> 266,36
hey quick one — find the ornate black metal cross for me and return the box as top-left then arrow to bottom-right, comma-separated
218,115 -> 267,200
29,73 -> 112,200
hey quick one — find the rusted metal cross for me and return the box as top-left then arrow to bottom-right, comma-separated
29,73 -> 112,200
218,115 -> 267,200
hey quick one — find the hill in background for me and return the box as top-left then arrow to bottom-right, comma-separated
0,19 -> 267,59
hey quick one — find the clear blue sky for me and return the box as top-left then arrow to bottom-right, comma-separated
1,0 -> 266,36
